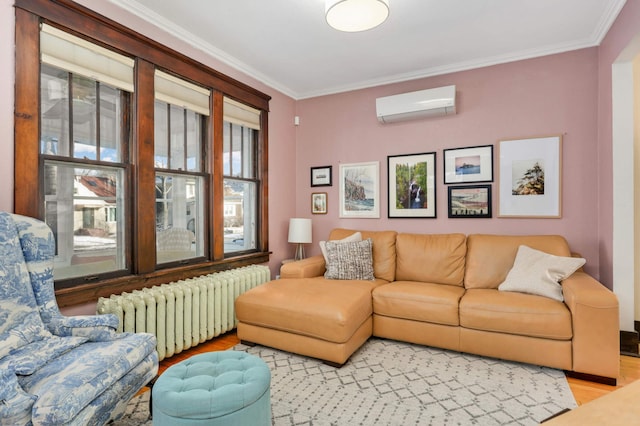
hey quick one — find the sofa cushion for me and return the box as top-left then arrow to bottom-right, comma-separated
329,229 -> 397,281
324,238 -> 374,280
236,278 -> 379,343
319,231 -> 362,262
459,289 -> 572,340
498,245 -> 586,301
373,281 -> 465,326
19,332 -> 157,425
395,233 -> 466,286
0,213 -> 51,359
464,234 -> 572,289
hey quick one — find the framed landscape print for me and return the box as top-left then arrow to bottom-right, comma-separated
443,145 -> 493,184
339,161 -> 380,218
498,135 -> 562,218
387,152 -> 436,218
310,165 -> 332,187
311,192 -> 327,214
448,185 -> 492,218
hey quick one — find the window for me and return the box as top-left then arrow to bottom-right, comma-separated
154,71 -> 208,264
14,0 -> 270,304
39,24 -> 132,281
223,98 -> 261,254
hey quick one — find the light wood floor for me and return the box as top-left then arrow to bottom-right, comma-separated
158,332 -> 640,407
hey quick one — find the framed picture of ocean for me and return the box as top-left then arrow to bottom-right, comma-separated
339,161 -> 380,218
443,145 -> 493,184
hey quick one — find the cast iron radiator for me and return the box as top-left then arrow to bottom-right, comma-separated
96,265 -> 270,360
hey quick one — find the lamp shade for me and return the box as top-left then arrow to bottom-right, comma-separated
288,218 -> 312,244
325,0 -> 389,32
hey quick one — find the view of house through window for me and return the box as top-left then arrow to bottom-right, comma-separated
39,24 -> 132,281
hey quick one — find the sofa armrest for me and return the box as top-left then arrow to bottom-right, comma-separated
562,271 -> 619,379
46,314 -> 120,341
280,255 -> 326,279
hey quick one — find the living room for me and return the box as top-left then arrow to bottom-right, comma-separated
1,0 -> 640,424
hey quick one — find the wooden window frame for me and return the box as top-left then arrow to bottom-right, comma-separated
14,0 -> 270,307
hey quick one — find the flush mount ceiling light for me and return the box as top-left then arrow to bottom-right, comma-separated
325,0 -> 390,32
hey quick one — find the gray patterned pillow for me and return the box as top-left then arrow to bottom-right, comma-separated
324,238 -> 374,280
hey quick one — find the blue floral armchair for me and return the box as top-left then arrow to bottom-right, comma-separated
0,212 -> 158,425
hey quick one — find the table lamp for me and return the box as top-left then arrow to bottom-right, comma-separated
288,218 -> 312,261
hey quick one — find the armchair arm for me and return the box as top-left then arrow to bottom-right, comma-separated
562,271 -> 619,380
0,368 -> 37,423
45,313 -> 120,341
280,255 -> 326,279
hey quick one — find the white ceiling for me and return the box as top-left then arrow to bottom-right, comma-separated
107,0 -> 627,99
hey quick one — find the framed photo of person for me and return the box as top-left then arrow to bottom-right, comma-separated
387,152 -> 436,218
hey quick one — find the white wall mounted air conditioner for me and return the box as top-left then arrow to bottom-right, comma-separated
376,85 -> 456,124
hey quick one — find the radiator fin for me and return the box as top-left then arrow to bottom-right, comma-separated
96,265 -> 270,361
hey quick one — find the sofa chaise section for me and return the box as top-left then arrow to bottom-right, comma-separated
236,229 -> 397,366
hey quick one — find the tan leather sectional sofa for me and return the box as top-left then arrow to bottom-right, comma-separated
235,229 -> 620,383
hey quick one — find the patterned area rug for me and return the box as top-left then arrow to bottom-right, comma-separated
115,338 -> 576,425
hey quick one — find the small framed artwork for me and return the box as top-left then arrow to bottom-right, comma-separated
311,192 -> 327,214
443,145 -> 493,184
339,161 -> 380,218
387,152 -> 436,218
498,135 -> 562,218
448,185 -> 492,218
311,166 -> 332,187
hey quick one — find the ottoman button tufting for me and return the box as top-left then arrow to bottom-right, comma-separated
152,351 -> 271,425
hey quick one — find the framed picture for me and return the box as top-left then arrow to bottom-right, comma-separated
498,135 -> 562,218
339,161 -> 380,218
311,166 -> 332,187
311,192 -> 327,214
448,185 -> 492,218
443,145 -> 493,184
387,152 -> 436,218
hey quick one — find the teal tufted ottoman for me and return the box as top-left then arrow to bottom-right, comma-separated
152,351 -> 271,425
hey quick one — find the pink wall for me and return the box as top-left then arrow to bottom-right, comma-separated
597,0 -> 640,288
296,48 -> 602,277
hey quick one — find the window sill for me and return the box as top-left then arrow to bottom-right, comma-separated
54,251 -> 271,308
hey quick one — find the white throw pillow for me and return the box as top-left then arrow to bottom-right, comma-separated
319,232 -> 362,263
498,245 -> 586,302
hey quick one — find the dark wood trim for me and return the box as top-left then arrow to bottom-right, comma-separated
13,8 -> 42,218
565,370 -> 617,386
133,59 -> 157,274
620,329 -> 639,357
260,109 -> 270,254
212,92 -> 224,261
54,252 -> 270,307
